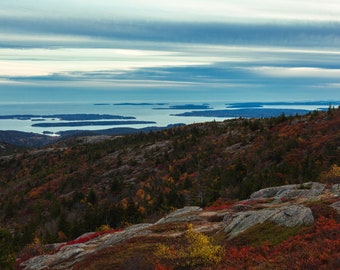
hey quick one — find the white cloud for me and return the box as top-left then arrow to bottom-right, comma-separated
0,48 -> 211,77
248,66 -> 340,78
314,83 -> 340,88
0,33 -> 94,44
1,0 -> 340,23
2,45 -> 340,81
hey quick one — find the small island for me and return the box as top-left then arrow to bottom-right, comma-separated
172,108 -> 311,118
113,102 -> 168,106
153,104 -> 212,110
32,120 -> 156,128
0,114 -> 136,121
226,101 -> 339,109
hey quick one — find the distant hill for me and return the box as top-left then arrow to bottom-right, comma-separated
0,130 -> 57,148
0,125 -> 185,149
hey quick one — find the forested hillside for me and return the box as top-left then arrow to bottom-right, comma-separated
0,107 -> 339,268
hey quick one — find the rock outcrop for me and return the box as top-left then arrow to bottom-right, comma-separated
20,224 -> 155,270
19,182 -> 339,270
250,182 -> 325,200
155,206 -> 202,224
223,204 -> 314,239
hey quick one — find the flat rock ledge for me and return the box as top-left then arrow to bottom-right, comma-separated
250,182 -> 325,200
222,204 -> 314,239
155,206 -> 202,224
20,223 -> 154,270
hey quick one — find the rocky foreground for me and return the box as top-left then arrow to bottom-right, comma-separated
18,182 -> 340,270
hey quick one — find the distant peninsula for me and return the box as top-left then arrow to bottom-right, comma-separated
153,104 -> 212,110
32,120 -> 156,128
172,108 -> 312,118
226,101 -> 339,108
113,102 -> 168,106
0,114 -> 135,121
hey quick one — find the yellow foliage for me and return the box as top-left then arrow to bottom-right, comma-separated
320,164 -> 340,184
136,188 -> 145,200
58,231 -> 67,241
121,198 -> 128,209
138,206 -> 146,214
145,194 -> 153,205
96,224 -> 111,231
155,224 -> 224,268
329,164 -> 340,176
145,194 -> 152,202
33,236 -> 41,246
168,177 -> 175,184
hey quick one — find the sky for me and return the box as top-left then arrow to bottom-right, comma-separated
1,0 -> 340,103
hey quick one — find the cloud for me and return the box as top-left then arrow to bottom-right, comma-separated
2,0 -> 340,23
1,1 -> 340,103
247,66 -> 340,78
0,47 -> 214,78
2,44 -> 340,91
1,16 -> 340,49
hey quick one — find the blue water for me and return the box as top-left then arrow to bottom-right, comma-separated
0,102 -> 227,135
0,99 -> 336,135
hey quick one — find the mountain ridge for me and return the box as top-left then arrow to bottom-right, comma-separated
0,107 -> 339,269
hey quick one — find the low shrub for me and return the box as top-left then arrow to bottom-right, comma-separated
155,224 -> 224,269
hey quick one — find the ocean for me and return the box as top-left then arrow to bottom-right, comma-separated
0,99 -> 336,136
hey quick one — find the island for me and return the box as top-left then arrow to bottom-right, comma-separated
226,101 -> 339,109
172,108 -> 311,118
153,104 -> 212,110
0,114 -> 136,121
32,120 -> 156,128
113,103 -> 168,106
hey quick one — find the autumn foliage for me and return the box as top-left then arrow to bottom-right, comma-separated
155,224 -> 224,268
219,217 -> 340,270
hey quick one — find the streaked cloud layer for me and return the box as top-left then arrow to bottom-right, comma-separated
1,0 -> 340,103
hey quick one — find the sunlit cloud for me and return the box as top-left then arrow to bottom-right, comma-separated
0,48 -> 211,77
248,66 -> 340,78
2,0 -> 340,23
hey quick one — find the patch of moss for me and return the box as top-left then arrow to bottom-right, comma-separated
73,236 -> 166,270
212,231 -> 229,245
233,222 -> 304,246
297,183 -> 312,189
148,222 -> 189,233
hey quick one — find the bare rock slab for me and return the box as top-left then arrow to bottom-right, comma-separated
223,204 -> 314,239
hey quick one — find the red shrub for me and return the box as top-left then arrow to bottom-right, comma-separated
204,198 -> 236,211
219,217 -> 340,270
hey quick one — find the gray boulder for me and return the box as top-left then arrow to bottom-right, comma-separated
223,204 -> 314,239
250,182 -> 325,200
155,206 -> 202,224
250,184 -> 297,199
331,184 -> 340,196
330,201 -> 340,213
99,223 -> 152,248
